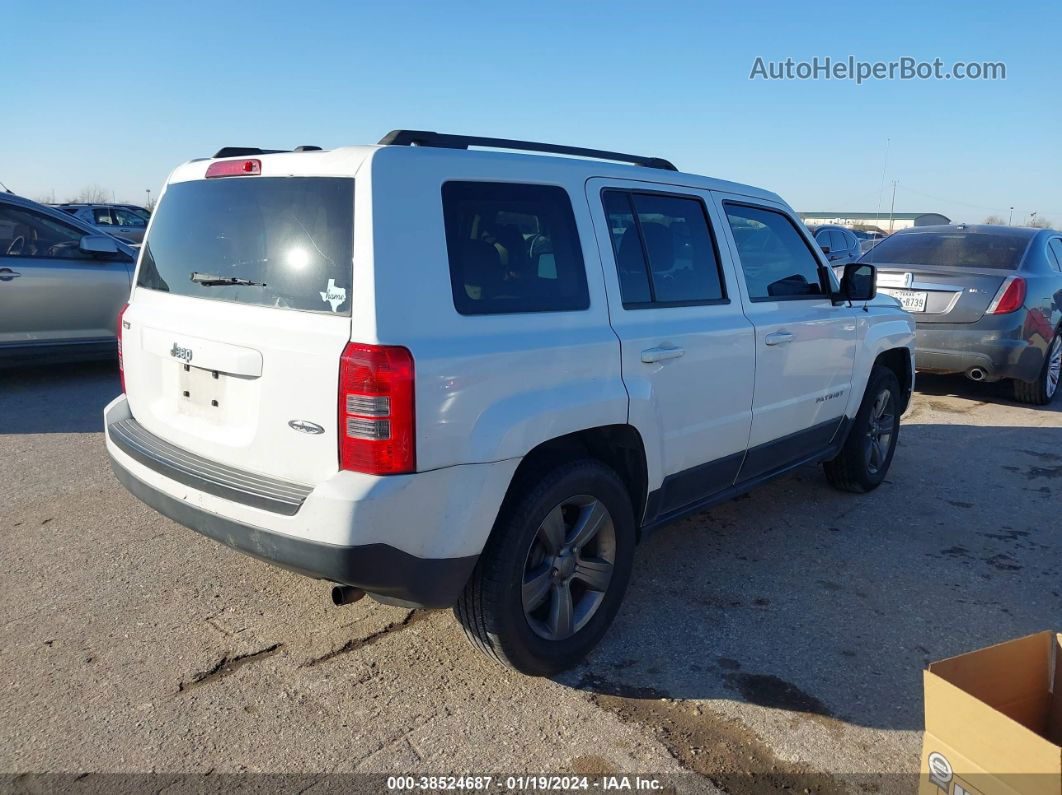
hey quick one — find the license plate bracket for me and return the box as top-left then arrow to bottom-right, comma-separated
178,363 -> 225,410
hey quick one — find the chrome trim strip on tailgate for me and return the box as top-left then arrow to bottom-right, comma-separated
108,418 -> 312,516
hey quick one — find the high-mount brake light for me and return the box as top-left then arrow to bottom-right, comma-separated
205,159 -> 262,178
986,276 -> 1027,315
117,303 -> 129,393
338,343 -> 415,475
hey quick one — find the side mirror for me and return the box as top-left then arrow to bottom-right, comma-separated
79,234 -> 119,257
841,262 -> 876,302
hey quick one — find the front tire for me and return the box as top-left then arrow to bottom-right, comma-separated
1013,333 -> 1060,406
823,365 -> 901,493
454,459 -> 636,676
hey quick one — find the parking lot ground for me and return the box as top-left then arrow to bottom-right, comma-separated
1,364 -> 1060,792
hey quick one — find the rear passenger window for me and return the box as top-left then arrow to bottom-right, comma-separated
602,190 -> 725,306
724,204 -> 826,300
442,182 -> 589,315
1049,239 -> 1062,272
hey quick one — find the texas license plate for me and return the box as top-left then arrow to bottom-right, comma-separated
880,288 -> 928,312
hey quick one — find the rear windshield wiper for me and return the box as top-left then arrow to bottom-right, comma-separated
190,272 -> 267,287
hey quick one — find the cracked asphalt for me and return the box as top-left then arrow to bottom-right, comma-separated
1,362 -> 1060,792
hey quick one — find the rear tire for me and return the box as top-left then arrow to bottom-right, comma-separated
1013,334 -> 1060,406
823,365 -> 901,493
454,459 -> 636,676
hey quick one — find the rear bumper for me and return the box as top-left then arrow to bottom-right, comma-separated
914,315 -> 1041,382
110,460 -> 476,607
104,395 -> 518,608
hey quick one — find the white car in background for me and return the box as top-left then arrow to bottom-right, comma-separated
57,203 -> 148,244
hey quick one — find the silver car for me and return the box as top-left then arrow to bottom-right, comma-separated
57,203 -> 148,244
808,224 -> 863,266
0,193 -> 138,364
864,224 -> 1062,404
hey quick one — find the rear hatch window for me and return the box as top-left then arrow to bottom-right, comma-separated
864,230 -> 1030,269
138,177 -> 354,315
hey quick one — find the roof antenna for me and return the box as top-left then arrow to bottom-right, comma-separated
0,180 -> 13,194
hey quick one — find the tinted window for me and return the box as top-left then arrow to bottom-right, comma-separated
92,208 -> 114,225
603,191 -> 651,304
864,230 -> 1030,269
826,230 -> 850,253
138,177 -> 354,314
442,182 -> 588,315
725,204 -> 825,300
602,190 -> 725,306
1048,239 -> 1062,272
114,208 -> 146,227
0,206 -> 96,259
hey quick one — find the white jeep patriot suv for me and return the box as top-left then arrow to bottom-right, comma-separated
105,131 -> 915,675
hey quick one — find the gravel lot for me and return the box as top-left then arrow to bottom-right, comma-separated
1,362 -> 1059,792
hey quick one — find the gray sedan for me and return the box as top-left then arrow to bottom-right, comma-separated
0,193 -> 138,365
863,224 -> 1062,404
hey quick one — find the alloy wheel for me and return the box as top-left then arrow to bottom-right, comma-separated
1047,336 -> 1061,399
864,388 -> 895,476
521,495 -> 616,641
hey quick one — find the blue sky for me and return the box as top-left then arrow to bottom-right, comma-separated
4,0 -> 1060,224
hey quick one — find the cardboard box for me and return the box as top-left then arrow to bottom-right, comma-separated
920,631 -> 1062,795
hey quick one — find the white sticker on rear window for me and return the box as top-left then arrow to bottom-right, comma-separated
320,278 -> 347,312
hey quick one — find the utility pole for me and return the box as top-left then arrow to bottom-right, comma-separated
1030,211 -> 1038,227
875,137 -> 891,222
146,188 -> 151,209
1009,207 -> 1014,226
888,180 -> 897,232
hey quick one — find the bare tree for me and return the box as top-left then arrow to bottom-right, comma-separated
983,215 -> 1006,225
34,190 -> 57,205
66,184 -> 111,204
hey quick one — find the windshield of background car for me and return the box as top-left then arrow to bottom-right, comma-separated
137,177 -> 354,315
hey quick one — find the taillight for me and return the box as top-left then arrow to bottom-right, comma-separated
338,343 -> 415,475
205,159 -> 261,178
987,276 -> 1026,314
117,303 -> 129,393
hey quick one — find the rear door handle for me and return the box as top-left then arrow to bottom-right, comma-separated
641,345 -> 685,363
0,268 -> 21,281
764,331 -> 794,346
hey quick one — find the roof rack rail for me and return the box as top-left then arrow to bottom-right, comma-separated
212,146 -> 322,158
377,130 -> 677,171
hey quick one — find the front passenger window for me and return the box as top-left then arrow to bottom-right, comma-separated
115,209 -> 146,228
0,207 -> 93,259
725,204 -> 826,301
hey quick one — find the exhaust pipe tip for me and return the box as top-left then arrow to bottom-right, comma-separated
331,584 -> 366,606
967,367 -> 987,382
